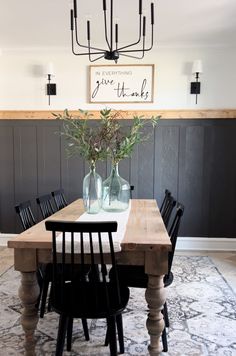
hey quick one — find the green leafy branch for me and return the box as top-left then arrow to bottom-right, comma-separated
53,109 -> 109,164
53,109 -> 160,166
103,113 -> 160,164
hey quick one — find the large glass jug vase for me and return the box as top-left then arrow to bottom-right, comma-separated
102,163 -> 130,212
83,164 -> 102,214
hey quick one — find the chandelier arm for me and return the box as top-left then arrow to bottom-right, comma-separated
71,32 -> 104,56
119,53 -> 144,59
119,35 -> 145,59
116,14 -> 142,51
72,0 -> 106,51
118,2 -> 154,53
115,23 -> 118,51
71,8 -> 106,53
74,18 -> 107,52
103,8 -> 111,50
119,25 -> 153,54
88,39 -> 106,62
88,54 -> 106,62
119,45 -> 153,54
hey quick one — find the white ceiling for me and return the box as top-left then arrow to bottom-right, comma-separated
0,0 -> 236,51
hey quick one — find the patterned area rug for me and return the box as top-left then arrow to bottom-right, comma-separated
0,256 -> 236,356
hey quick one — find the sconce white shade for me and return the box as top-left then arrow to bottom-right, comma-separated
46,62 -> 55,76
192,59 -> 203,74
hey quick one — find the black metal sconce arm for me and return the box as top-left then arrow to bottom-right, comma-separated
47,74 -> 57,105
190,72 -> 201,104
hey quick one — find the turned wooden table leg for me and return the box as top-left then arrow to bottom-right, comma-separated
145,274 -> 166,355
19,272 -> 40,356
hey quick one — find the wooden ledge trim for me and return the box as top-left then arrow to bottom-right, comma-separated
0,109 -> 236,120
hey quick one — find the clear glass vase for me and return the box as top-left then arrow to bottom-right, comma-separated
83,163 -> 102,214
102,162 -> 130,212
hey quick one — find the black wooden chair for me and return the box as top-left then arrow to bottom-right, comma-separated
51,189 -> 68,211
109,204 -> 184,352
36,194 -> 56,317
15,200 -> 36,230
15,200 -> 52,318
14,199 -> 89,343
15,201 -> 44,306
160,189 -> 171,215
162,195 -> 176,228
36,193 -> 56,219
130,185 -> 134,199
45,220 -> 130,356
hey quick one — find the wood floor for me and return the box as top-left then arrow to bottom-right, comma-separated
0,247 -> 13,275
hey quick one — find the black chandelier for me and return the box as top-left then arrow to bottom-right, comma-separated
70,0 -> 155,63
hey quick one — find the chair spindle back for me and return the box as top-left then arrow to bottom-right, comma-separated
45,220 -> 121,313
15,200 -> 36,231
51,189 -> 68,211
36,194 -> 55,219
160,189 -> 171,214
166,204 -> 184,278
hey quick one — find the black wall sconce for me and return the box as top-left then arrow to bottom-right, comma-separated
190,60 -> 202,104
46,62 -> 56,105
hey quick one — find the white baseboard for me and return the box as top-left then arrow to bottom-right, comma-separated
0,234 -> 17,247
1,234 -> 236,251
176,237 -> 236,251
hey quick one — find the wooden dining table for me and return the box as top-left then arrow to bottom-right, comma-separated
8,199 -> 172,356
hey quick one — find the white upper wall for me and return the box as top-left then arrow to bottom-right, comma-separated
0,46 -> 235,110
1,0 -> 236,110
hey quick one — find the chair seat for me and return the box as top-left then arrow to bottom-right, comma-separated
110,265 -> 173,289
51,282 -> 130,319
39,263 -> 92,318
112,266 -> 148,288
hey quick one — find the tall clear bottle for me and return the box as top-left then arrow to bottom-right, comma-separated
83,163 -> 102,214
102,163 -> 130,212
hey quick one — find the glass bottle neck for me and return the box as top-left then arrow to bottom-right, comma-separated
90,162 -> 96,172
111,162 -> 119,176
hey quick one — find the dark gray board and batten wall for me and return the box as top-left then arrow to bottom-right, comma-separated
0,118 -> 236,237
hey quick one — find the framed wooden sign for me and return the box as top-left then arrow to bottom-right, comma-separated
89,64 -> 154,103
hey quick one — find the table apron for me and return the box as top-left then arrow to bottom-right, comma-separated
14,248 -> 169,276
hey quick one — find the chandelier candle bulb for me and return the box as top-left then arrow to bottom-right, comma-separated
143,16 -> 146,36
139,0 -> 142,14
115,24 -> 118,43
70,10 -> 74,30
103,0 -> 107,11
151,3 -> 154,24
73,0 -> 77,18
87,20 -> 90,41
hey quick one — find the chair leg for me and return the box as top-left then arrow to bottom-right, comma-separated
66,318 -> 73,351
162,326 -> 168,352
82,318 -> 90,341
107,316 -> 117,356
163,302 -> 169,328
105,318 -> 109,346
116,314 -> 124,354
39,279 -> 50,318
47,283 -> 52,312
56,315 -> 68,356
